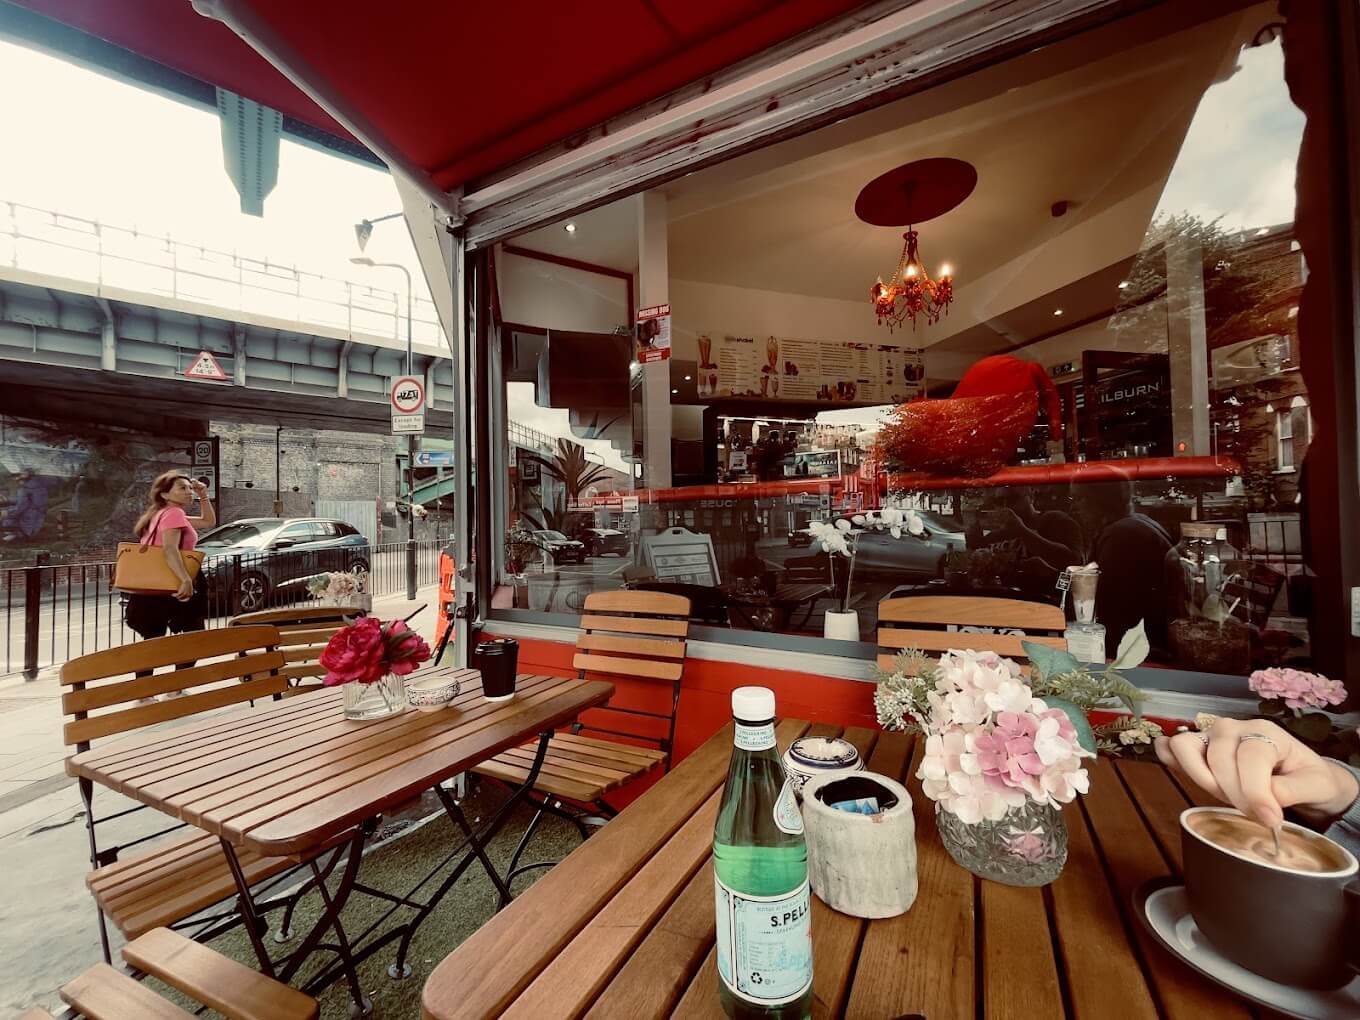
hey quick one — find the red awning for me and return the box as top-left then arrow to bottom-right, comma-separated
18,0 -> 867,192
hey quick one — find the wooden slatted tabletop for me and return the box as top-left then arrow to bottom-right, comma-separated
67,671 -> 614,858
424,720 -> 1255,1020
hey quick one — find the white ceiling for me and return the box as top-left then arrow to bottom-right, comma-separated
511,2 -> 1274,355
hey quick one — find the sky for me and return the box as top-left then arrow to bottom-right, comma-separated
0,29 -> 1305,458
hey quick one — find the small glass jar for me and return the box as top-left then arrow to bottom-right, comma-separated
343,674 -> 408,720
1165,522 -> 1250,675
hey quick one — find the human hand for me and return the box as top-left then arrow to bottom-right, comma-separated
174,578 -> 194,601
1155,717 -> 1360,830
191,479 -> 208,499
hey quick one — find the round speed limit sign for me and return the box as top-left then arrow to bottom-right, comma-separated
391,376 -> 425,415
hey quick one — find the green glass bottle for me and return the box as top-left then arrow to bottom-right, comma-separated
713,687 -> 814,1019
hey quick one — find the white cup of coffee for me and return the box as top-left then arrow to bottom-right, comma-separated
1181,806 -> 1360,988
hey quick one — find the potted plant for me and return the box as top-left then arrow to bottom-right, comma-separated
807,506 -> 927,640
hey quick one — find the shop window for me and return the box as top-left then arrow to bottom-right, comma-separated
490,1 -> 1336,678
1275,404 -> 1295,471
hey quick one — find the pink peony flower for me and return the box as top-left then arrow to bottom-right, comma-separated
320,616 -> 386,685
1250,667 -> 1346,711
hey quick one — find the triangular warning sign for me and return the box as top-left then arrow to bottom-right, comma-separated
184,350 -> 228,381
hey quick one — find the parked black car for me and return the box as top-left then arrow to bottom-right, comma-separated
582,527 -> 630,557
531,529 -> 586,565
197,518 -> 370,612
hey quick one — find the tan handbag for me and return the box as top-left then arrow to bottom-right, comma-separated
113,510 -> 205,595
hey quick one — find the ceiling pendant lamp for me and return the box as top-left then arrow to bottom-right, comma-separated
869,226 -> 954,331
856,157 -> 976,333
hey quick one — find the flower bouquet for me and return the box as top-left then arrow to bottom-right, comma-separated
873,627 -> 1152,885
320,615 -> 432,720
306,571 -> 368,608
807,505 -> 928,638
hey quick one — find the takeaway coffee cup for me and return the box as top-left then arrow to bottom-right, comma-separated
475,638 -> 518,701
1181,806 -> 1360,988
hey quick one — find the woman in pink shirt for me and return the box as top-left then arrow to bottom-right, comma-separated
125,471 -> 216,640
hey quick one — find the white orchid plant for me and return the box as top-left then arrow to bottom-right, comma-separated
806,505 -> 929,613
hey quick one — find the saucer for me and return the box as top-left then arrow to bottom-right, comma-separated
1134,878 -> 1360,1019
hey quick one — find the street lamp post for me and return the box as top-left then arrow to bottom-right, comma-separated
351,254 -> 418,601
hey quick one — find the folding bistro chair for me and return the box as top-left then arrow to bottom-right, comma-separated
876,594 -> 1067,668
228,604 -> 367,696
62,626 -> 329,963
26,926 -> 316,1020
472,590 -> 691,888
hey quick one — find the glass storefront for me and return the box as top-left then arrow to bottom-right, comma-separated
485,0 -> 1348,680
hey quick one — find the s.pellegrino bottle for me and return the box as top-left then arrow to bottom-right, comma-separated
713,687 -> 813,1019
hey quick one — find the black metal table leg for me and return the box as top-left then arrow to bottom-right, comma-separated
386,729 -> 553,977
219,837 -> 277,978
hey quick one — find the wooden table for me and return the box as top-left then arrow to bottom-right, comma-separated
68,670 -> 613,1014
424,719 -> 1259,1020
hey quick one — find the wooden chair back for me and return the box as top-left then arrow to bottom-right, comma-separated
60,625 -> 286,750
228,605 -> 363,688
876,595 -> 1066,670
572,590 -> 691,765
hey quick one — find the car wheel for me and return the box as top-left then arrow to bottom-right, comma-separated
349,558 -> 370,591
236,572 -> 270,613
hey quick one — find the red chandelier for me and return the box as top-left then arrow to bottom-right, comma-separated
869,226 -> 954,332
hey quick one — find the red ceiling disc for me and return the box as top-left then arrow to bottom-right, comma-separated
855,157 -> 978,226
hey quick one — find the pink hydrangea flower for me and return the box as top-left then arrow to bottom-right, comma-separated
1005,829 -> 1049,863
974,711 -> 1045,788
1250,667 -> 1346,711
916,651 -> 1094,822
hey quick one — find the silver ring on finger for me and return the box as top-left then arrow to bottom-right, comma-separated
1238,732 -> 1279,754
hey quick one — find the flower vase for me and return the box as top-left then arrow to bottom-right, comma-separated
343,674 -> 408,721
935,801 -> 1068,887
823,609 -> 859,641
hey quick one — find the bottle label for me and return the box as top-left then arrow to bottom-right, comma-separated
773,779 -> 803,835
714,873 -> 813,1006
734,721 -> 776,752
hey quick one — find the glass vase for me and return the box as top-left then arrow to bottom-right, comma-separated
343,674 -> 408,721
935,801 -> 1068,887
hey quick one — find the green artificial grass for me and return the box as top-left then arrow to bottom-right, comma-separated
193,780 -> 581,1019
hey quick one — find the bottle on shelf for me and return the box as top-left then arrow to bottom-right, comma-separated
713,687 -> 814,1020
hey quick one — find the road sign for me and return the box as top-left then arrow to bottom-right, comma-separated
185,350 -> 228,381
391,375 -> 426,435
192,440 -> 214,466
414,450 -> 455,467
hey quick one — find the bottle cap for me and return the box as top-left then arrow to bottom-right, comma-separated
731,686 -> 775,722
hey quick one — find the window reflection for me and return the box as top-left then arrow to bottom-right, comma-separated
495,2 -> 1320,677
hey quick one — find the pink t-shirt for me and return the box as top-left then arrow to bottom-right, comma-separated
146,506 -> 198,551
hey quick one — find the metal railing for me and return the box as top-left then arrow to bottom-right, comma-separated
1,539 -> 445,679
0,199 -> 446,348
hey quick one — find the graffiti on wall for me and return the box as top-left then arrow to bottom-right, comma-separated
0,416 -> 200,562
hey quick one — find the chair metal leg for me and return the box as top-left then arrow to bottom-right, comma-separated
78,778 -> 112,964
505,804 -> 547,879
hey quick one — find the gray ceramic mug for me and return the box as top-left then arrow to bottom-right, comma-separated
1181,806 -> 1360,989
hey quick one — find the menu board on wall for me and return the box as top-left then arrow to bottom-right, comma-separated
696,335 -> 923,405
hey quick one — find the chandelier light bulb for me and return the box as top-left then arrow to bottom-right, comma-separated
869,224 -> 956,332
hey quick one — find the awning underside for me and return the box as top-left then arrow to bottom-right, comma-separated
13,0 -> 868,194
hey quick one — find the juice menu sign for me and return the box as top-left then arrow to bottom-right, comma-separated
698,334 -> 923,405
